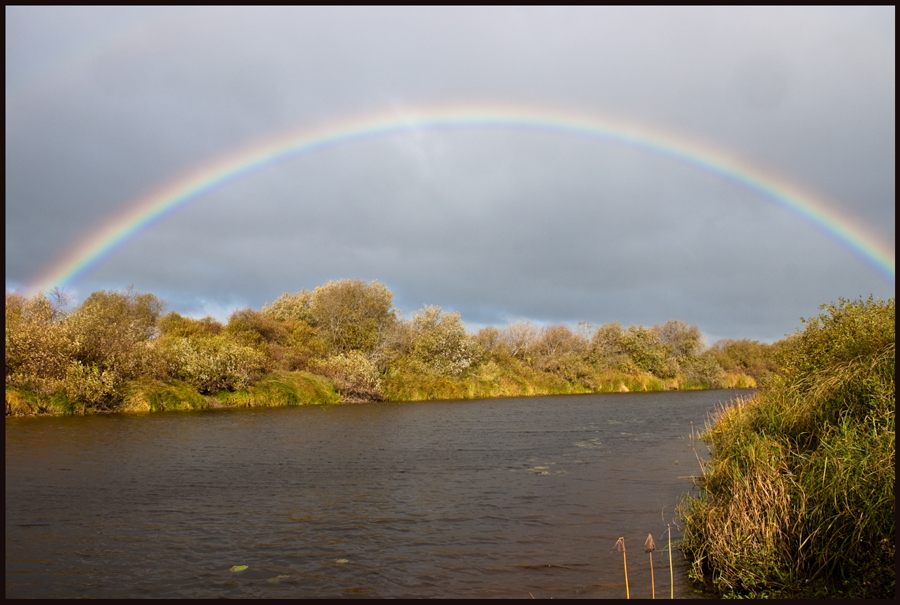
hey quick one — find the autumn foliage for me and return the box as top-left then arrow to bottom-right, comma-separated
7,279 -> 770,415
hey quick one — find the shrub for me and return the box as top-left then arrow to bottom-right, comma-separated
404,305 -> 484,377
261,290 -> 314,323
158,311 -> 222,338
310,350 -> 383,401
308,279 -> 397,354
5,291 -> 74,393
61,360 -> 119,409
679,296 -> 895,598
65,287 -> 164,383
158,334 -> 268,394
707,338 -> 780,384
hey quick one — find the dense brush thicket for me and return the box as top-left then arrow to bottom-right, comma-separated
7,279 -> 773,415
679,295 -> 894,598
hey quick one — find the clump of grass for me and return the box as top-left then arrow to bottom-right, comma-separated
123,379 -> 209,412
722,372 -> 757,389
5,387 -> 48,416
212,371 -> 340,408
5,387 -> 67,416
4,386 -> 101,416
380,358 -> 593,402
678,297 -> 894,598
121,371 -> 339,413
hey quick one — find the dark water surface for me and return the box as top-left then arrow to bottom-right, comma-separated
6,390 -> 750,598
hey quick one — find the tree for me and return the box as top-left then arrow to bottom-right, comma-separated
405,305 -> 484,377
476,325 -> 503,356
534,324 -> 585,359
655,319 -> 704,363
307,279 -> 397,354
498,319 -> 539,360
158,311 -> 223,338
65,287 -> 164,380
590,321 -> 628,363
224,308 -> 289,348
261,290 -> 314,323
621,324 -> 670,376
53,288 -> 166,405
5,291 -> 73,392
708,338 -> 779,383
223,307 -> 327,372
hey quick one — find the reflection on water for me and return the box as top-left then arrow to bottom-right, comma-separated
6,390 -> 748,598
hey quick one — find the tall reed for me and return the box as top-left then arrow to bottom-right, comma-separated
644,533 -> 656,599
667,525 -> 674,599
678,297 -> 894,598
612,537 -> 629,599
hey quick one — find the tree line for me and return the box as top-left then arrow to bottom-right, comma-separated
5,279 -> 780,414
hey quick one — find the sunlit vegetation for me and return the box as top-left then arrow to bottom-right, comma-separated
7,279 -> 772,416
678,295 -> 895,598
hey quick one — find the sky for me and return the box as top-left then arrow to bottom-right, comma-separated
6,6 -> 895,344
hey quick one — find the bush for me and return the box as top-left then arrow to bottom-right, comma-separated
310,350 -> 383,401
158,334 -> 268,394
158,311 -> 222,338
404,306 -> 484,377
308,279 -> 397,354
62,360 -> 119,409
65,288 -> 164,384
679,296 -> 895,598
707,338 -> 780,384
5,291 -> 73,393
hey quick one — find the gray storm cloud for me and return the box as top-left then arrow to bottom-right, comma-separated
5,6 -> 894,343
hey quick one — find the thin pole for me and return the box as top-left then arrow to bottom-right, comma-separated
668,525 -> 674,599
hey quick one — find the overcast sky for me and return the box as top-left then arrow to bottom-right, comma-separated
6,6 -> 895,343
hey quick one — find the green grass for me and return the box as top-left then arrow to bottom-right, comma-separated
6,387 -> 77,416
210,370 -> 340,408
7,371 -> 340,417
376,356 -> 710,402
678,341 -> 894,598
122,379 -> 211,412
381,358 -> 596,402
6,358 -> 751,416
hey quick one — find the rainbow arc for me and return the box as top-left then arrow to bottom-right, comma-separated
28,103 -> 895,294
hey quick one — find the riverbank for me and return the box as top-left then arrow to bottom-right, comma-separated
6,371 -> 341,417
677,296 -> 894,598
6,281 -> 774,419
5,365 -> 755,417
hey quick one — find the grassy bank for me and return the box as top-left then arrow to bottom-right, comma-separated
678,296 -> 895,598
380,359 -> 720,402
7,282 -> 771,418
6,370 -> 340,416
6,360 -> 750,417
5,368 -> 727,417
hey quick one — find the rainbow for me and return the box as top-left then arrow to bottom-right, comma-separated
27,102 -> 895,294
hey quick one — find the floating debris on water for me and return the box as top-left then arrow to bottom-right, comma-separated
267,574 -> 291,583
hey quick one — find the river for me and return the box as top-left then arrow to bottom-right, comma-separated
6,389 -> 749,598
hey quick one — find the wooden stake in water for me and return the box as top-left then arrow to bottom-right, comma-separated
644,533 -> 657,599
612,537 -> 629,599
668,524 -> 674,599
